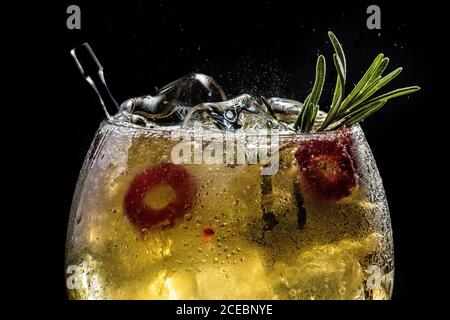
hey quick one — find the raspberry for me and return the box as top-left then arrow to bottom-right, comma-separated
294,134 -> 356,201
124,163 -> 196,230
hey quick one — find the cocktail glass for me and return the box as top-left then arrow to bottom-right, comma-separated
65,44 -> 394,300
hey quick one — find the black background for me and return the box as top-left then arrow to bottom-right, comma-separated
36,0 -> 446,306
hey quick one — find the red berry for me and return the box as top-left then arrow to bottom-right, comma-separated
124,163 -> 196,230
294,135 -> 356,201
203,227 -> 215,237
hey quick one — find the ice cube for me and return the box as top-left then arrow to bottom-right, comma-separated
120,73 -> 227,126
271,234 -> 382,300
268,97 -> 304,116
267,97 -> 327,130
182,94 -> 287,131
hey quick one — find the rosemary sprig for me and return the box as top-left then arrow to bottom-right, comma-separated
295,32 -> 420,132
364,86 -> 420,104
339,99 -> 387,127
339,53 -> 386,112
319,32 -> 346,130
294,55 -> 326,132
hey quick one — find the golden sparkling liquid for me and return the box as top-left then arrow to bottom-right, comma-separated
65,122 -> 394,300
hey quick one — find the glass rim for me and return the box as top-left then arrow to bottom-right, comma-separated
104,117 -> 358,138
